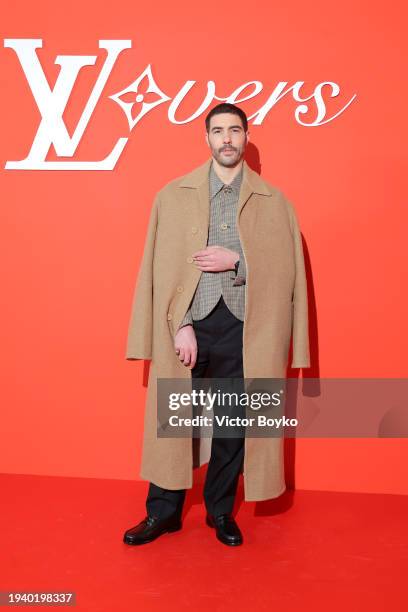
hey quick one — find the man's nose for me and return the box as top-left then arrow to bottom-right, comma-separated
223,133 -> 232,143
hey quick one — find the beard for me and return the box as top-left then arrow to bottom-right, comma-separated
211,144 -> 243,167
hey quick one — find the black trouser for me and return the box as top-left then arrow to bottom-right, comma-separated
146,295 -> 246,519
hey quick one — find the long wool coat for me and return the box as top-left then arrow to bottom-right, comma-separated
126,157 -> 310,501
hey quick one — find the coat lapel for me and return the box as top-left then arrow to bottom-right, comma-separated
178,158 -> 211,243
178,157 -> 271,233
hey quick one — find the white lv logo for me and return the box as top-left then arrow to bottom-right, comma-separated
4,39 -> 131,170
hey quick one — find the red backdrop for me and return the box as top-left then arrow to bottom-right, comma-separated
1,0 -> 407,494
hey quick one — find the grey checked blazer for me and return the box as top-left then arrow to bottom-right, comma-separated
178,162 -> 247,329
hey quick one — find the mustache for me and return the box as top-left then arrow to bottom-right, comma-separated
219,146 -> 237,152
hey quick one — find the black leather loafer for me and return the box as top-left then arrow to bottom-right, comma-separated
205,513 -> 243,546
123,514 -> 182,545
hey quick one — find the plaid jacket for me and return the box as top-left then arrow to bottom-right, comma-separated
178,161 -> 247,329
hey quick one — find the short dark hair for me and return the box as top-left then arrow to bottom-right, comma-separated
205,103 -> 248,133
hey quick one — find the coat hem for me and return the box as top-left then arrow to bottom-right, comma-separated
139,470 -> 193,491
244,483 -> 287,502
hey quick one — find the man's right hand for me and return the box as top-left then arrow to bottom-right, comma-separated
174,325 -> 197,369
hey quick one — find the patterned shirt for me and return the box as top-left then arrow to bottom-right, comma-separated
178,161 -> 247,328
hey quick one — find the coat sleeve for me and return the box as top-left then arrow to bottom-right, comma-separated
125,193 -> 160,360
178,307 -> 193,329
287,200 -> 311,369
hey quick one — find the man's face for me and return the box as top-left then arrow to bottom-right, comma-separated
206,113 -> 248,167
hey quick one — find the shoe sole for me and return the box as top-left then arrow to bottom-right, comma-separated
124,523 -> 182,546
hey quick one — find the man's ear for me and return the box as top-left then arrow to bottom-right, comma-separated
246,131 -> 250,143
205,131 -> 209,147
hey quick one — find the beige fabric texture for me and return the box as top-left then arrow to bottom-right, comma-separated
126,157 -> 310,501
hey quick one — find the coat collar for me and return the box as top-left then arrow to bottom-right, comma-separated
178,157 -> 271,196
177,158 -> 271,233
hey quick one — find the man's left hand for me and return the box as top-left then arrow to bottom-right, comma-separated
192,246 -> 239,272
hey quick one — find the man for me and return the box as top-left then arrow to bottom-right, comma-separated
123,102 -> 310,547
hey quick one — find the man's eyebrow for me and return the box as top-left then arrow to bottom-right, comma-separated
211,125 -> 243,131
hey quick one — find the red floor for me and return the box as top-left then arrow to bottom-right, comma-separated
1,473 -> 407,611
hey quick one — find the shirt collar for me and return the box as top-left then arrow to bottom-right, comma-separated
209,161 -> 243,199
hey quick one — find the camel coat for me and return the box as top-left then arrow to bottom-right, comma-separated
126,157 -> 310,501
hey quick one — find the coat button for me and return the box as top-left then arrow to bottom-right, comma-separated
177,285 -> 184,292
167,313 -> 173,320
186,256 -> 193,263
220,223 -> 228,230
191,227 -> 198,234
